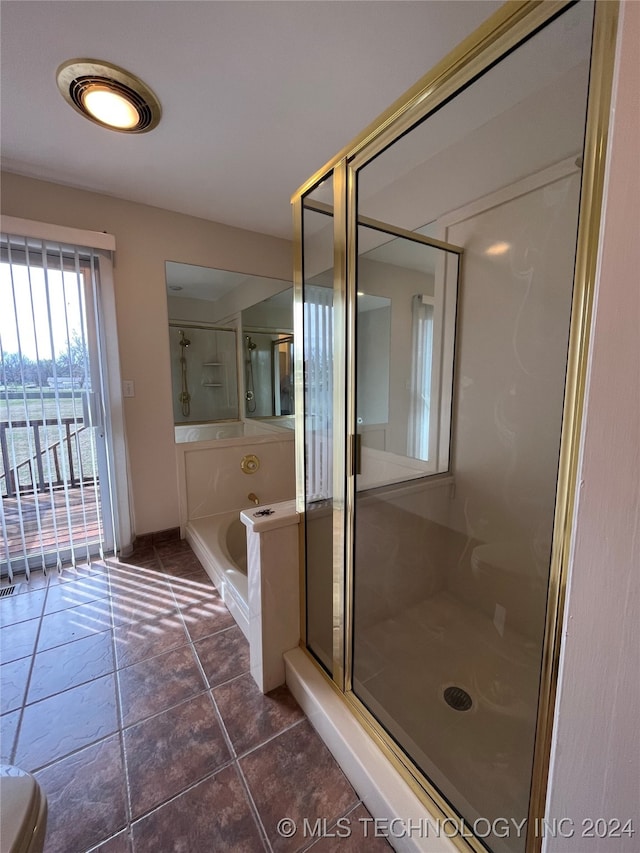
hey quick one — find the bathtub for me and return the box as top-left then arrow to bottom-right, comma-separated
185,510 -> 249,639
175,421 -> 269,443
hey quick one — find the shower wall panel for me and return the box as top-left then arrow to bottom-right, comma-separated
443,167 -> 582,642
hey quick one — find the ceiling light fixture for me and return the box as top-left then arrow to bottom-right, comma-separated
56,59 -> 161,133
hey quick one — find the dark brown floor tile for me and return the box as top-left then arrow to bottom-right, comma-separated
194,626 -> 250,687
168,573 -> 218,608
118,644 -> 206,727
0,709 -> 20,763
37,599 -> 112,652
154,537 -> 192,557
107,564 -> 168,601
28,630 -> 114,703
306,803 -> 394,851
131,532 -> 154,547
151,527 -> 181,546
89,830 -> 132,853
126,545 -> 156,560
35,734 -> 127,853
45,572 -> 110,614
180,592 -> 235,641
124,692 -> 230,818
240,720 -> 358,852
213,673 -> 304,755
131,765 -> 265,853
0,616 -> 39,664
110,584 -> 175,627
0,655 -> 31,714
0,587 -> 47,627
15,673 -> 118,770
160,552 -> 207,578
120,556 -> 161,570
126,536 -> 155,558
114,611 -> 188,669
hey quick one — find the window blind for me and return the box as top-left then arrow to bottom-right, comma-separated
0,233 -> 113,581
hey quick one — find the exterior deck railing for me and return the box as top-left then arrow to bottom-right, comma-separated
0,418 -> 92,498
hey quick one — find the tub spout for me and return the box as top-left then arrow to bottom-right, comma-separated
248,493 -> 259,506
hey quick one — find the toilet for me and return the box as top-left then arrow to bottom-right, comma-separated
0,766 -> 47,853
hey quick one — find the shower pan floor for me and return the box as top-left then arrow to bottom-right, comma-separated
353,590 -> 541,851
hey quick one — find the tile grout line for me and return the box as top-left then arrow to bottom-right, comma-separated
170,568 -> 274,852
234,715 -> 307,762
233,758 -> 275,853
108,562 -> 135,845
299,799 -> 373,852
7,574 -> 51,766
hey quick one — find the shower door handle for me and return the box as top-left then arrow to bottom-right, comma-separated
351,433 -> 362,476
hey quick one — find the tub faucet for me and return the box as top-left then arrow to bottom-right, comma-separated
248,493 -> 259,506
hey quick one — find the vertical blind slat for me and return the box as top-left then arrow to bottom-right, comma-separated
304,285 -> 333,501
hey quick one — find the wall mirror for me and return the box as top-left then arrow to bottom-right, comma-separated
165,262 -> 292,433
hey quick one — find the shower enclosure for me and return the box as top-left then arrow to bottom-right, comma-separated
243,332 -> 295,419
168,324 -> 238,424
292,2 -> 617,852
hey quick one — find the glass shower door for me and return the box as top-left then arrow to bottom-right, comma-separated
348,5 -> 595,849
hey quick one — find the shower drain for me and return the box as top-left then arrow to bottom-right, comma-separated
443,685 -> 473,712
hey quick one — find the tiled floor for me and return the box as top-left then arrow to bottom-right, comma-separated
0,536 -> 392,852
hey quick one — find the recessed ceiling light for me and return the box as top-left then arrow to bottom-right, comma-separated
56,59 -> 161,133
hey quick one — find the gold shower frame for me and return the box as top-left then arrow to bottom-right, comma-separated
291,2 -> 619,851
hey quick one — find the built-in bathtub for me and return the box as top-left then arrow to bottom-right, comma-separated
175,421 -> 295,535
175,420 -> 274,443
186,510 -> 250,638
175,418 -> 295,641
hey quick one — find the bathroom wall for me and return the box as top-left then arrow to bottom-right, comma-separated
442,165 -> 581,640
0,172 -> 292,535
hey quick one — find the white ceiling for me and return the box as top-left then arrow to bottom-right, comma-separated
0,0 -> 503,241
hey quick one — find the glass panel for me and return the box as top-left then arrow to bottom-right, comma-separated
355,225 -> 458,487
303,176 -> 335,673
351,4 -> 594,852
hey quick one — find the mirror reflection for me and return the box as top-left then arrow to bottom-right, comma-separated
241,288 -> 294,420
165,261 -> 292,433
168,323 -> 238,423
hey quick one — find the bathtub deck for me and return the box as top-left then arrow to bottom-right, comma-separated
186,513 -> 249,639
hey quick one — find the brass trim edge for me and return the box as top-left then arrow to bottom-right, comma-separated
526,3 -> 620,851
332,161 -> 348,689
292,196 -> 307,644
304,199 -> 464,255
343,161 -> 359,693
292,1 -> 564,199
